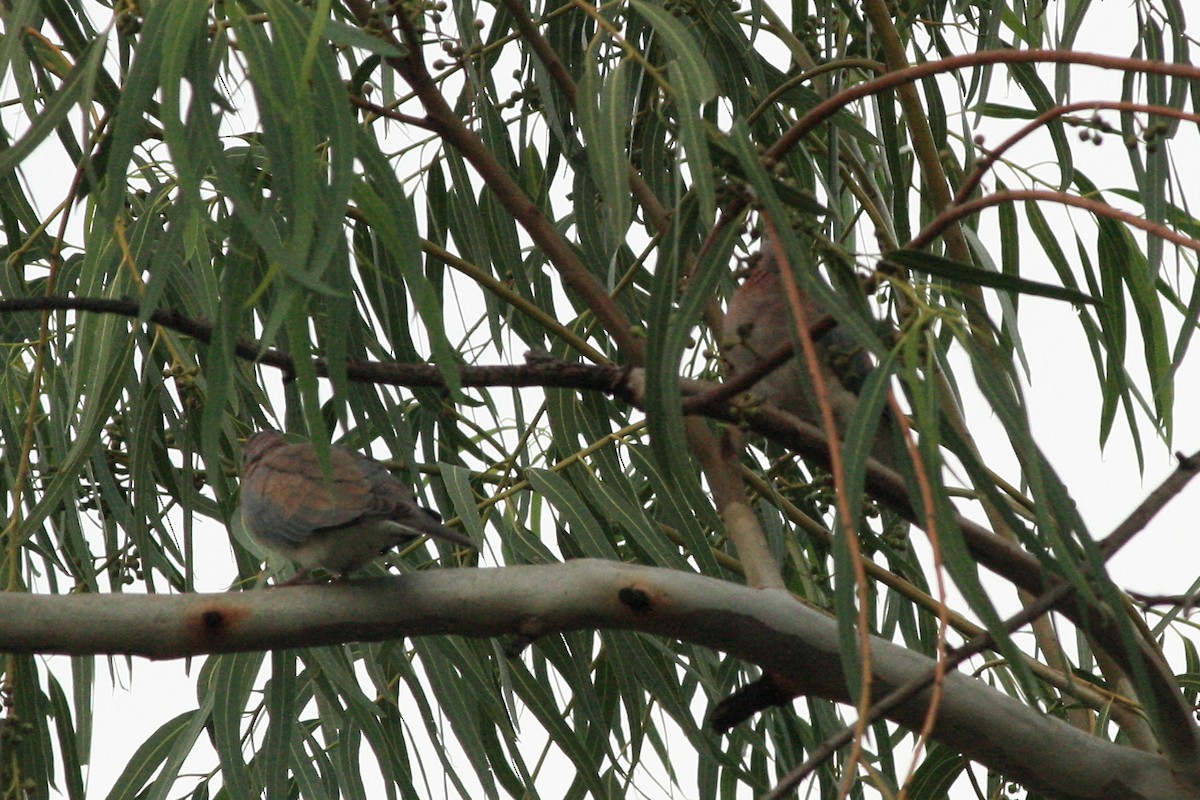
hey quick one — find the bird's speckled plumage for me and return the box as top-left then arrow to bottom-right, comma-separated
240,430 -> 473,583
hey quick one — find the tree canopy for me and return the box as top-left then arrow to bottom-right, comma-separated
1,1 -> 1199,798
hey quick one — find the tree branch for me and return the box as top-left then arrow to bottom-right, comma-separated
0,296 -> 627,390
910,189 -> 1200,255
766,50 -> 1200,166
0,560 -> 1187,799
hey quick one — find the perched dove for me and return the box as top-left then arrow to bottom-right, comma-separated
723,237 -> 898,469
240,429 -> 473,584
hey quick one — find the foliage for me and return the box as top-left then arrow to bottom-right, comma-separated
0,0 -> 1198,798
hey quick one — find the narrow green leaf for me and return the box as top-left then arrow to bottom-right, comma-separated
0,30 -> 108,179
508,658 -> 609,798
405,639 -> 496,797
906,743 -> 966,799
578,467 -> 691,570
630,2 -> 717,102
204,652 -> 266,799
46,675 -> 85,800
643,195 -> 736,503
576,35 -> 629,253
306,647 -> 412,794
103,712 -> 198,800
885,249 -> 1098,305
290,726 -> 335,800
22,292 -> 135,543
70,656 -> 94,770
1009,60 -> 1073,190
261,650 -> 299,800
632,0 -> 717,220
526,468 -> 619,559
353,138 -> 461,394
142,688 -> 216,800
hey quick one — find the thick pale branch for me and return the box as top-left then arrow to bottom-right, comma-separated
0,560 -> 1187,799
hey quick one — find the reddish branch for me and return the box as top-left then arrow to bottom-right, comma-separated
911,189 -> 1200,254
957,100 -> 1200,205
766,49 -> 1200,165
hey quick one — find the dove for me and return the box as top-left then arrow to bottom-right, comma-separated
240,429 -> 473,584
723,236 -> 899,469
